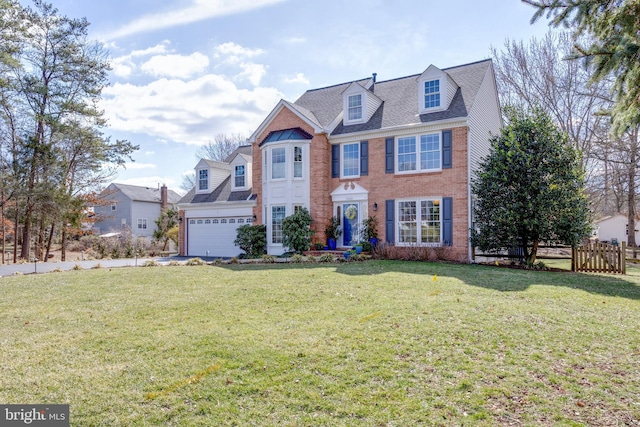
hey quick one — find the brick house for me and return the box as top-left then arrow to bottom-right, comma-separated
248,59 -> 501,261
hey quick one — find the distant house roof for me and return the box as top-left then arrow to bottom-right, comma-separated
109,183 -> 181,204
292,59 -> 492,136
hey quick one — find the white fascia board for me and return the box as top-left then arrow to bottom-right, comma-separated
328,117 -> 468,144
178,199 -> 256,213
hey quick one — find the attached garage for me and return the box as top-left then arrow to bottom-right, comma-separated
186,216 -> 252,258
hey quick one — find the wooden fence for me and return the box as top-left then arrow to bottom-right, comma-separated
572,241 -> 626,274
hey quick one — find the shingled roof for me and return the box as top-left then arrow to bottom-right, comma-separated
111,183 -> 181,204
179,145 -> 253,205
293,59 -> 492,136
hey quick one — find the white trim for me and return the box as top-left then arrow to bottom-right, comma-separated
395,197 -> 443,247
340,142 -> 360,179
394,131 -> 443,175
197,168 -> 209,193
328,118 -> 467,144
418,77 -> 445,114
344,93 -> 365,125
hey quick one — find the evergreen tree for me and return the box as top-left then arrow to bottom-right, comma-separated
526,0 -> 640,135
471,106 -> 591,263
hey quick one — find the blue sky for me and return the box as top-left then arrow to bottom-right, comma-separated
28,0 -> 552,194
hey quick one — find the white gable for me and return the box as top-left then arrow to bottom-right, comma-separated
342,81 -> 382,126
417,65 -> 459,114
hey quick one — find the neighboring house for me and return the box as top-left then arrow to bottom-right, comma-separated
177,146 -> 256,257
594,214 -> 639,245
94,183 -> 181,237
247,59 -> 501,261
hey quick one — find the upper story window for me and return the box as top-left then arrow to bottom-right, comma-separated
111,202 -> 116,211
342,143 -> 360,178
198,169 -> 208,191
272,147 -> 286,179
235,165 -> 245,188
347,94 -> 363,121
396,132 -> 441,173
424,79 -> 440,109
294,146 -> 303,178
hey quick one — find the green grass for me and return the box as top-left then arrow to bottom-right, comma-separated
1,261 -> 639,426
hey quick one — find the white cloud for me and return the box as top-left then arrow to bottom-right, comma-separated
111,41 -> 171,78
214,42 -> 266,85
237,62 -> 267,86
145,151 -> 155,155
101,74 -> 283,146
140,53 -> 210,78
283,72 -> 309,85
214,42 -> 265,63
123,162 -> 157,170
101,0 -> 286,41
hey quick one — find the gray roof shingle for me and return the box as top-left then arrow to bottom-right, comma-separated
293,59 -> 492,136
112,183 -> 181,204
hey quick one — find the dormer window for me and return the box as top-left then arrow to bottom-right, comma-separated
234,165 -> 245,188
347,94 -> 362,121
424,79 -> 441,109
198,169 -> 208,191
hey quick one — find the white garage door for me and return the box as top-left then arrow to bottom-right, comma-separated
187,217 -> 251,257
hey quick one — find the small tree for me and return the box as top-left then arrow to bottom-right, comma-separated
234,224 -> 266,258
153,208 -> 178,251
282,208 -> 314,254
471,106 -> 591,263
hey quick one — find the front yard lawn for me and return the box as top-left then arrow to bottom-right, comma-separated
1,261 -> 639,426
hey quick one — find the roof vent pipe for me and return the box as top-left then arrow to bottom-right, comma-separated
372,72 -> 377,83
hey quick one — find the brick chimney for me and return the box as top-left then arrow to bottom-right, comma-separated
160,184 -> 168,211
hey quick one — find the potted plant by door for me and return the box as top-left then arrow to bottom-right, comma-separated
325,216 -> 341,250
361,215 -> 379,249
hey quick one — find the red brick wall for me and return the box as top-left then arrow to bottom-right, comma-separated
328,126 -> 470,261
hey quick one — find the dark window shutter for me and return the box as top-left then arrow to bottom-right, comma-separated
331,144 -> 340,178
385,137 -> 394,173
360,140 -> 368,176
442,130 -> 452,169
385,199 -> 395,244
442,197 -> 453,246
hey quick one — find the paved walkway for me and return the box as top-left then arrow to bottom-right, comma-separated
0,256 -> 182,277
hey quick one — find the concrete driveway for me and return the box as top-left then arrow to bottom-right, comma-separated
0,257 -> 176,277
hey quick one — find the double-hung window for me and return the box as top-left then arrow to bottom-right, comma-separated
342,143 -> 359,177
398,199 -> 441,245
397,132 -> 441,173
421,133 -> 441,170
272,147 -> 286,179
137,218 -> 147,230
272,206 -> 286,244
235,165 -> 245,188
424,79 -> 440,109
293,146 -> 303,178
198,169 -> 208,191
347,94 -> 362,121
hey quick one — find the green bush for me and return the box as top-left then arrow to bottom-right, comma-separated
282,208 -> 314,254
234,224 -> 267,258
